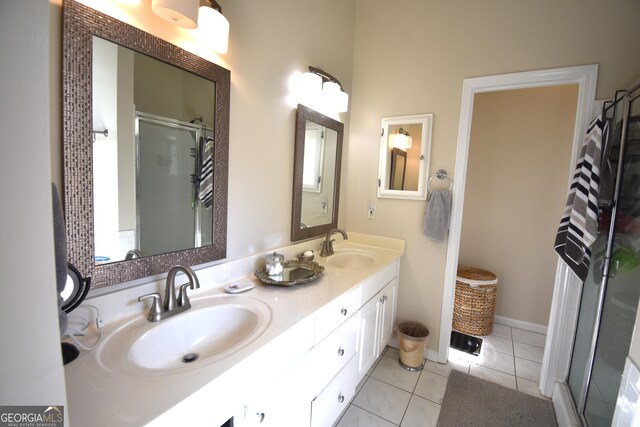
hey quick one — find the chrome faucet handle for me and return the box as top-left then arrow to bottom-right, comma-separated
177,283 -> 193,309
141,266 -> 201,322
320,239 -> 336,256
162,282 -> 178,312
164,266 -> 192,311
320,240 -> 331,257
169,265 -> 200,308
320,228 -> 348,257
138,292 -> 162,322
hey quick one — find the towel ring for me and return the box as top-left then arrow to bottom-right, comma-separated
428,169 -> 453,191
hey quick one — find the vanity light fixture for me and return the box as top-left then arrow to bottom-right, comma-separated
391,128 -> 412,150
152,0 -> 199,29
298,71 -> 323,107
300,66 -> 349,113
197,0 -> 230,54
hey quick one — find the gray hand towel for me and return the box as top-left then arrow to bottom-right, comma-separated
424,190 -> 452,242
52,183 -> 68,336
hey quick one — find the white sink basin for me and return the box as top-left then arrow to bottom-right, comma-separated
328,250 -> 376,269
98,295 -> 271,375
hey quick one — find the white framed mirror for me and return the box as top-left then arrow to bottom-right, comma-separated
377,113 -> 433,200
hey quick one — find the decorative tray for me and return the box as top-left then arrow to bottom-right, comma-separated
254,260 -> 325,286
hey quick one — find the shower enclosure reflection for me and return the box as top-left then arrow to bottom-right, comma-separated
92,36 -> 216,264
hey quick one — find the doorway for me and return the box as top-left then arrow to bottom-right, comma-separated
458,85 -> 578,331
438,66 -> 599,395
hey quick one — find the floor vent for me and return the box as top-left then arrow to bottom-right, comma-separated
450,330 -> 482,356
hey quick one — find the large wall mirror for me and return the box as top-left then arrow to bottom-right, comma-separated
63,0 -> 230,289
378,114 -> 433,200
291,105 -> 344,241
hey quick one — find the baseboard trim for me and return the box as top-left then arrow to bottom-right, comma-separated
495,315 -> 548,335
389,336 -> 399,349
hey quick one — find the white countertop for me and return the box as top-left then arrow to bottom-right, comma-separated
64,233 -> 404,426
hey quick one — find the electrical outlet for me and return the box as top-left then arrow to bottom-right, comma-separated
367,199 -> 376,220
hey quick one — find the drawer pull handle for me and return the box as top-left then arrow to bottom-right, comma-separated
338,394 -> 345,403
337,347 -> 345,356
340,308 -> 348,316
256,412 -> 265,423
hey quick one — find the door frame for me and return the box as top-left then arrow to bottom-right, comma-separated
438,65 -> 599,393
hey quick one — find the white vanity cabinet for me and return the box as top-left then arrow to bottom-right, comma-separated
235,289 -> 360,427
238,391 -> 310,427
313,286 -> 360,344
234,260 -> 400,427
307,259 -> 400,426
379,278 -> 398,353
357,277 -> 398,377
64,235 -> 405,427
310,355 -> 359,427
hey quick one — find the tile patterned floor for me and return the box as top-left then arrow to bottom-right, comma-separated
334,323 -> 549,426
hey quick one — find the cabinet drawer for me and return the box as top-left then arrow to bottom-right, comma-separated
311,355 -> 358,427
306,313 -> 358,395
314,286 -> 360,343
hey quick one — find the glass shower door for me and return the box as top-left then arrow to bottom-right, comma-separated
568,92 -> 640,426
137,115 -> 199,257
567,232 -> 608,413
583,93 -> 640,426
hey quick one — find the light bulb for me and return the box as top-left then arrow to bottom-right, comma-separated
152,0 -> 199,29
197,5 -> 230,54
300,72 -> 323,107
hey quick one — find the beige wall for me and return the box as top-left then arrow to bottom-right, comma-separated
346,0 -> 640,352
133,52 -> 215,127
459,85 -> 578,326
222,0 -> 355,257
117,46 -> 135,231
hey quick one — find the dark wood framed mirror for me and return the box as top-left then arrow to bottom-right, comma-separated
63,0 -> 230,289
291,104 -> 344,241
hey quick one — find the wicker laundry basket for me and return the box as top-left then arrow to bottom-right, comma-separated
452,266 -> 498,336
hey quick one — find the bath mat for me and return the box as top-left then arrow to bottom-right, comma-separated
437,370 -> 557,427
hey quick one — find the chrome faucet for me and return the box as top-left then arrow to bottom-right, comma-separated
124,249 -> 142,260
138,265 -> 201,322
320,228 -> 348,257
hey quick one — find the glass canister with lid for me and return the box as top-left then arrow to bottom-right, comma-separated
265,251 -> 284,276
